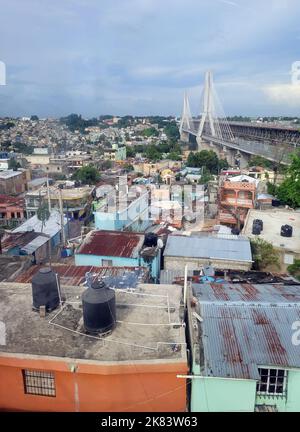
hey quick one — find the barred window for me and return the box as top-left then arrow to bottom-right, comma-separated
23,370 -> 56,397
256,368 -> 287,396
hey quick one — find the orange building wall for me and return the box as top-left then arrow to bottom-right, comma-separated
0,355 -> 188,412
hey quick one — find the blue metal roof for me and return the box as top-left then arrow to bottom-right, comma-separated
193,283 -> 300,380
164,235 -> 252,262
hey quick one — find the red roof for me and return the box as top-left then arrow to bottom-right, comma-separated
0,194 -> 24,208
77,230 -> 145,258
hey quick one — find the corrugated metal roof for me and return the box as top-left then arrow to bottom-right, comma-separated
193,283 -> 300,380
13,210 -> 67,238
15,265 -> 149,288
1,231 -> 42,252
164,235 -> 252,262
193,282 -> 300,303
20,235 -> 49,254
77,230 -> 144,258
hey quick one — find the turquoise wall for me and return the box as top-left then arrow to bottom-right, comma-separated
191,361 -> 300,412
75,253 -> 138,267
94,194 -> 149,231
191,367 -> 256,412
75,251 -> 161,280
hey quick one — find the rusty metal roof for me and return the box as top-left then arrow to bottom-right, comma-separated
76,230 -> 145,258
193,282 -> 300,303
1,231 -> 45,253
193,283 -> 300,380
15,264 -> 149,287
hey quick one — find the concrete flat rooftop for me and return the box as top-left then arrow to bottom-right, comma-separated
243,209 -> 300,253
0,282 -> 186,363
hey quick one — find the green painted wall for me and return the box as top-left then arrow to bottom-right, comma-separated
191,377 -> 256,412
256,370 -> 300,412
191,362 -> 300,412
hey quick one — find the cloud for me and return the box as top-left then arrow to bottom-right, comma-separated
263,84 -> 300,106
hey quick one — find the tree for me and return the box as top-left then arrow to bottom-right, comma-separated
145,145 -> 161,162
287,259 -> 300,281
248,155 -> 273,169
187,150 -> 220,174
250,238 -> 280,270
276,153 -> 300,208
164,122 -> 180,141
198,167 -> 213,185
126,146 -> 136,158
141,127 -> 159,138
168,152 -> 182,161
37,202 -> 50,234
72,165 -> 100,185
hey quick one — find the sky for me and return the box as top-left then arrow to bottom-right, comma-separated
0,0 -> 300,118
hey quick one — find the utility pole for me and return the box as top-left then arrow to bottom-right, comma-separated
58,187 -> 66,246
46,174 -> 51,213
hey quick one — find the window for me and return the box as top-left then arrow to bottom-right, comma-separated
102,259 -> 113,266
284,254 -> 294,265
23,370 -> 56,397
256,368 -> 287,396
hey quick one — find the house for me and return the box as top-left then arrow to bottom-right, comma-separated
0,195 -> 26,228
0,281 -> 187,411
13,209 -> 68,249
25,182 -> 94,220
219,176 -> 256,227
188,282 -> 300,412
1,231 -> 50,264
243,208 -> 300,271
163,234 -> 252,272
103,144 -> 126,161
93,189 -> 150,231
75,230 -> 161,281
0,169 -> 29,195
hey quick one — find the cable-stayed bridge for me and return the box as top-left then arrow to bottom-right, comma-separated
180,71 -> 300,167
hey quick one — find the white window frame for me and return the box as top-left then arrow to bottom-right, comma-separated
257,367 -> 287,397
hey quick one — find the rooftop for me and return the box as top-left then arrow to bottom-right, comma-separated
243,209 -> 300,253
0,194 -> 24,207
164,234 -> 252,263
0,170 -> 23,179
76,230 -> 145,258
13,210 -> 67,238
15,264 -> 149,287
191,282 -> 300,380
0,282 -> 186,363
1,231 -> 48,253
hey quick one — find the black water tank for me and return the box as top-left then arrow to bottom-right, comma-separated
82,280 -> 116,334
231,227 -> 240,235
281,224 -> 293,237
144,233 -> 158,247
252,222 -> 261,235
272,199 -> 281,207
254,219 -> 263,230
32,267 -> 60,312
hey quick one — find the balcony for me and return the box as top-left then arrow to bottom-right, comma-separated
220,198 -> 254,208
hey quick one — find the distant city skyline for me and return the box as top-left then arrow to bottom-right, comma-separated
0,0 -> 300,118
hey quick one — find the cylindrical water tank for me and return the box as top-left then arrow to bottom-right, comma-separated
82,280 -> 116,334
32,267 -> 60,312
281,224 -> 293,237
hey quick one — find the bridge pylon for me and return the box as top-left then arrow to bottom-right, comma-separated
179,91 -> 194,136
197,71 -> 234,145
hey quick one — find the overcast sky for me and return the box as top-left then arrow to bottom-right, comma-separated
0,0 -> 300,118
